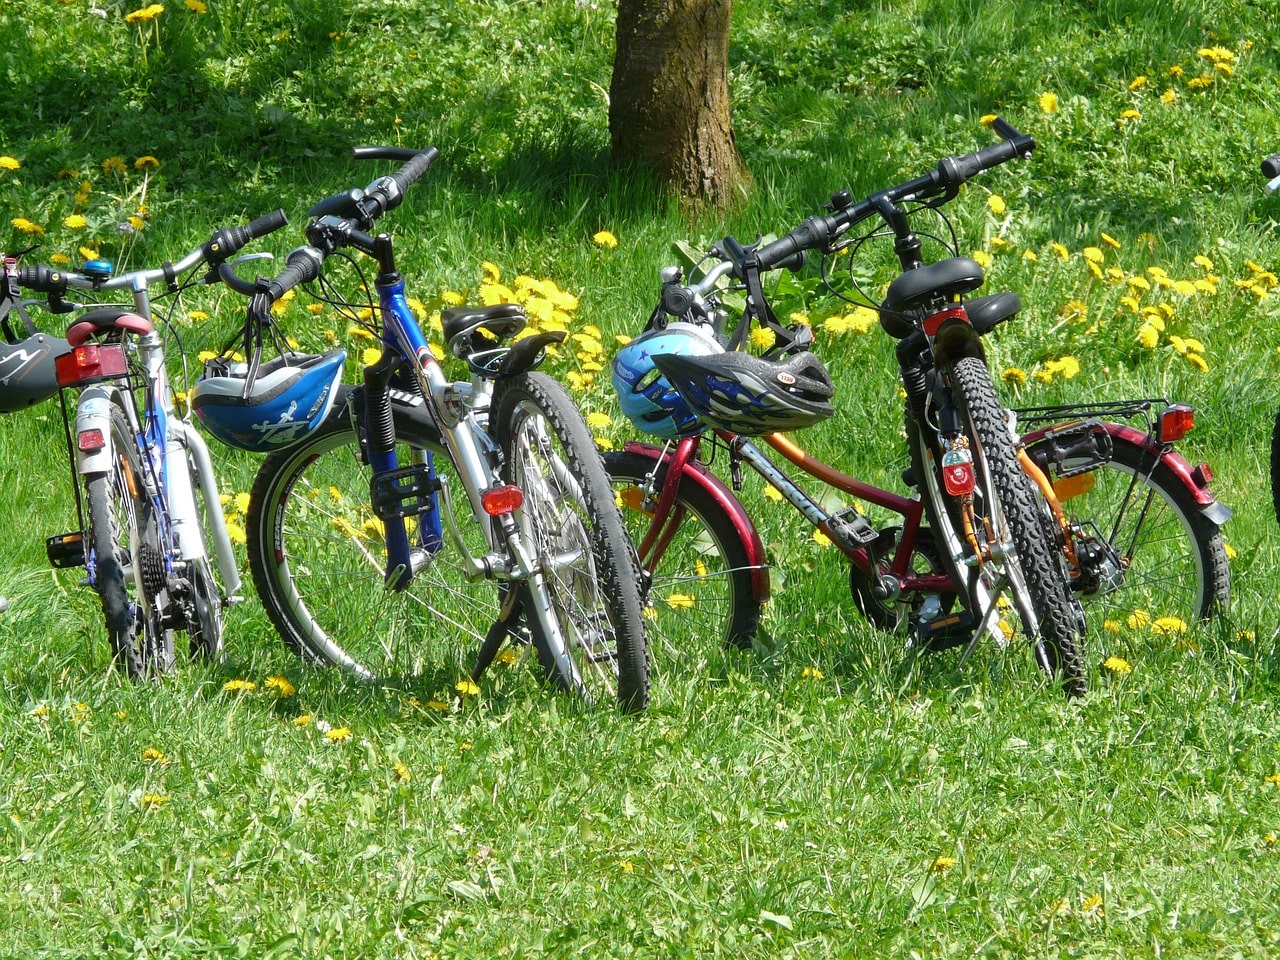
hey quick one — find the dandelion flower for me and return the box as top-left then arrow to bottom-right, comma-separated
1137,323 -> 1159,349
0,156 -> 19,171
1119,108 -> 1142,122
1081,894 -> 1105,916
139,793 -> 170,810
1051,242 -> 1070,261
11,218 -> 44,236
1103,655 -> 1132,675
971,250 -> 991,268
1186,353 -> 1208,373
63,214 -> 87,229
1129,76 -> 1148,91
665,593 -> 695,610
324,726 -> 353,743
931,855 -> 957,874
455,679 -> 480,697
1160,88 -> 1178,104
265,675 -> 297,698
141,747 -> 168,764
592,230 -> 618,249
393,761 -> 411,782
222,678 -> 257,694
293,714 -> 312,727
1001,367 -> 1028,387
812,529 -> 831,548
801,665 -> 825,680
134,156 -> 160,171
749,326 -> 776,351
987,194 -> 1007,216
184,0 -> 207,11
1038,91 -> 1059,113
1100,232 -> 1121,249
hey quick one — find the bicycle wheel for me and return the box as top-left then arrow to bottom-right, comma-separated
604,449 -> 761,664
247,396 -> 499,681
929,356 -> 1087,695
1027,430 -> 1229,627
492,372 -> 649,711
83,402 -> 174,678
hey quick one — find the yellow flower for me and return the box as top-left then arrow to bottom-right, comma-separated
1127,610 -> 1151,630
585,411 -> 612,430
222,678 -> 257,694
1152,616 -> 1188,635
971,250 -> 991,268
50,253 -> 70,266
1119,109 -> 1142,122
801,665 -> 825,680
125,3 -> 166,23
1001,367 -> 1027,387
1193,254 -> 1214,271
325,726 -> 353,743
455,679 -> 480,697
1137,323 -> 1159,349
0,156 -> 19,171
1038,91 -> 1059,113
619,859 -> 635,873
592,230 -> 618,249
184,0 -> 207,11
134,156 -> 160,171
1129,76 -> 1148,91
1100,232 -> 1121,249
264,675 -> 297,698
1022,249 -> 1038,262
186,309 -> 209,322
1103,655 -> 1132,675
1160,88 -> 1178,104
393,761 -> 411,782
102,156 -> 127,175
481,260 -> 502,283
1126,274 -> 1151,292
362,346 -> 382,366
127,215 -> 146,232
141,747 -> 168,763
987,194 -> 1007,216
931,855 -> 957,874
79,245 -> 99,261
1168,65 -> 1184,78
1197,46 -> 1236,64
11,218 -> 44,236
293,714 -> 312,727
763,484 -> 784,502
1103,619 -> 1121,633
665,593 -> 695,610
1187,75 -> 1214,90
1185,353 -> 1208,373
139,793 -> 170,810
1266,773 -> 1280,786
1081,894 -> 1105,916
496,649 -> 519,666
225,521 -> 246,546
812,528 -> 831,548
1266,833 -> 1279,848
63,214 -> 87,229
1050,242 -> 1070,261
749,326 -> 776,351
1082,246 -> 1104,264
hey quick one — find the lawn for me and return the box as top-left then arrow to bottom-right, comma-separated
1,0 -> 1280,956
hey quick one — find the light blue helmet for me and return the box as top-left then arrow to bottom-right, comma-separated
191,349 -> 346,452
611,322 -> 723,438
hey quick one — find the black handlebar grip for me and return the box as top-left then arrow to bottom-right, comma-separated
1263,154 -> 1280,179
16,264 -> 67,294
940,118 -> 1036,186
265,246 -> 325,301
753,216 -> 833,271
205,209 -> 289,264
356,147 -> 441,223
387,147 -> 439,202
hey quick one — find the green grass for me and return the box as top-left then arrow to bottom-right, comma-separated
3,0 -> 1280,955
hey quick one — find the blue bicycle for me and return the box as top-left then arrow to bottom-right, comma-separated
196,147 -> 649,710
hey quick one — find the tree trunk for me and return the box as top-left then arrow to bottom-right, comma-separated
610,0 -> 748,208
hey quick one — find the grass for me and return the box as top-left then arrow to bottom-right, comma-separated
3,0 -> 1280,955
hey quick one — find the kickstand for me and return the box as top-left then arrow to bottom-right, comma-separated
956,572 -> 1011,670
470,589 -> 523,683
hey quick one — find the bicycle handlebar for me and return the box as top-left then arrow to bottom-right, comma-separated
308,146 -> 439,227
750,117 -> 1034,272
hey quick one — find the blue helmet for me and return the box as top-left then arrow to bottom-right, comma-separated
611,322 -> 724,438
191,349 -> 346,452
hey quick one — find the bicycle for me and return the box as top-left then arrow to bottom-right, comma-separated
0,211 -> 287,677
609,119 -> 1228,696
195,146 -> 649,710
1262,152 -> 1280,528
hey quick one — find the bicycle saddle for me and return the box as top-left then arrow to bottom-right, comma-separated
65,308 -> 153,347
963,291 -> 1021,335
442,303 -> 527,357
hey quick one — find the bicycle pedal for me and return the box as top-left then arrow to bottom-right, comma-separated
912,610 -> 975,653
826,508 -> 878,549
46,532 -> 86,568
370,464 -> 443,521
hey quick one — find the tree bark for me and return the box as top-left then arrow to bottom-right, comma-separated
610,0 -> 748,208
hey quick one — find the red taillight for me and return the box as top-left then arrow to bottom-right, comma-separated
77,429 -> 106,452
481,484 -> 524,516
1192,462 -> 1214,487
55,342 -> 128,387
1157,403 -> 1195,444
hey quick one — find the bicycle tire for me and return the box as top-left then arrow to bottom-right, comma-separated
1027,430 -> 1229,627
84,402 -> 174,678
928,356 -> 1087,695
247,393 -> 503,681
492,372 -> 649,712
604,449 -> 761,662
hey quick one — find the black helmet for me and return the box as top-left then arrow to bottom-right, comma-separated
0,333 -> 71,413
652,348 -> 835,435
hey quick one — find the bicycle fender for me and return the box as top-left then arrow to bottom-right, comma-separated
73,385 -> 118,475
1022,420 -> 1230,519
622,440 -> 770,603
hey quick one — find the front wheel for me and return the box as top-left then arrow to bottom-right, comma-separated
924,356 -> 1087,696
493,373 -> 649,712
83,402 -> 174,678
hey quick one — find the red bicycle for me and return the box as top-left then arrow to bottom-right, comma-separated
608,120 -> 1230,695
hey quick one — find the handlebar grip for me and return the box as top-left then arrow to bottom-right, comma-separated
205,208 -> 289,264
354,146 -> 440,222
1263,153 -> 1280,179
938,118 -> 1035,187
264,246 -> 325,302
16,264 -> 67,294
386,147 -> 439,203
753,216 -> 833,271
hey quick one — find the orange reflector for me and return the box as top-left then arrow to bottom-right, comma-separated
55,342 -> 128,387
1052,471 -> 1096,503
481,484 -> 524,516
1157,403 -> 1195,444
77,428 -> 106,452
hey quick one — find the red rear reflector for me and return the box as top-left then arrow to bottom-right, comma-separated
1157,403 -> 1195,443
55,342 -> 128,387
922,305 -> 968,337
481,484 -> 524,516
77,429 -> 106,452
1191,462 -> 1213,487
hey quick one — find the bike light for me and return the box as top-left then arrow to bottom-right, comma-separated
77,428 -> 106,452
481,484 -> 524,516
1156,403 -> 1195,443
55,342 -> 128,387
1191,462 -> 1214,487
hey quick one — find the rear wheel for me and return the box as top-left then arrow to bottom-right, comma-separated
1027,429 -> 1229,629
605,449 -> 761,666
493,373 -> 649,712
921,357 -> 1087,696
84,402 -> 174,678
